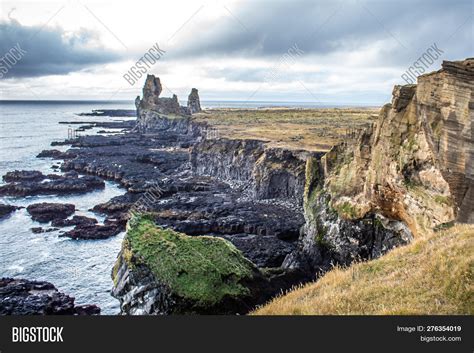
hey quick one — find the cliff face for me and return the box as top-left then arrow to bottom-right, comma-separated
191,139 -> 320,206
287,59 -> 473,273
417,59 -> 474,222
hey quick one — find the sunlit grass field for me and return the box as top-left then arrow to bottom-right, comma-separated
194,108 -> 379,151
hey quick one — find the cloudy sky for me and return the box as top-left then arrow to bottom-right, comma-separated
0,0 -> 472,104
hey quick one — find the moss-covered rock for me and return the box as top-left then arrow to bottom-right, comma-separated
112,215 -> 271,314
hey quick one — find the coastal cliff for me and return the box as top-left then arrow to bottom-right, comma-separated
191,139 -> 320,206
285,58 -> 473,274
112,59 -> 473,314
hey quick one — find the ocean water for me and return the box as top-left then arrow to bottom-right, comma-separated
0,101 -> 134,314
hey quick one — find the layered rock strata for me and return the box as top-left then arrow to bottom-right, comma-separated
285,59 -> 473,274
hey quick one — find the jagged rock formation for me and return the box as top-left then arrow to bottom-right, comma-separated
135,75 -> 202,132
285,59 -> 473,273
142,75 -> 162,107
187,88 -> 201,114
0,204 -> 21,220
137,75 -> 181,115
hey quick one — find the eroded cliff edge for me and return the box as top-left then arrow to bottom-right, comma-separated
285,58 -> 473,273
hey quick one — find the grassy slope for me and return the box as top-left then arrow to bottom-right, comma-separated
254,224 -> 473,315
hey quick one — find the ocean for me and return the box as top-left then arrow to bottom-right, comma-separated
0,100 -> 134,314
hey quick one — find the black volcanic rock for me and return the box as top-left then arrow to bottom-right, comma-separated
51,215 -> 98,228
37,149 -> 77,159
142,74 -> 162,106
0,204 -> 21,219
222,233 -> 296,268
3,170 -> 45,183
0,171 -> 104,197
61,223 -> 122,240
0,278 -> 100,315
27,203 -> 75,223
76,109 -> 136,117
31,227 -> 58,234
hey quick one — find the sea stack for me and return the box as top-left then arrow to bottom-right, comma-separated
187,88 -> 201,114
136,75 -> 181,115
142,75 -> 162,107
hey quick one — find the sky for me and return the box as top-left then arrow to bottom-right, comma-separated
0,0 -> 472,104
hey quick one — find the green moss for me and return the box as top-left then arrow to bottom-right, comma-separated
403,178 -> 421,190
434,195 -> 452,206
434,221 -> 455,232
304,157 -> 322,205
334,201 -> 358,219
125,215 -> 256,306
373,216 -> 384,228
314,225 -> 332,250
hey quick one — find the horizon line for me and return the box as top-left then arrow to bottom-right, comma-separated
0,99 -> 382,105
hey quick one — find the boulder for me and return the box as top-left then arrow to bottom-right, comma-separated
3,170 -> 44,183
51,215 -> 98,228
391,84 -> 416,112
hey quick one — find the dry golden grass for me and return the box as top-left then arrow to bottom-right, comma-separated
194,108 -> 378,152
253,224 -> 474,315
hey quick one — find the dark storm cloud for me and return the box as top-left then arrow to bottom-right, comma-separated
0,20 -> 123,79
171,0 -> 472,63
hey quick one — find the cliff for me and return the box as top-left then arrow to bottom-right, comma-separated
191,138 -> 321,206
417,59 -> 474,222
256,59 -> 473,315
285,58 -> 473,274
